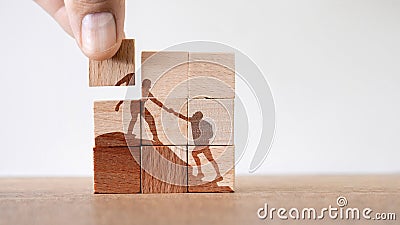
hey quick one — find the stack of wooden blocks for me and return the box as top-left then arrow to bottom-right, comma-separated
90,39 -> 235,193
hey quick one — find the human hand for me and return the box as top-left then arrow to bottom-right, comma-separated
35,0 -> 126,60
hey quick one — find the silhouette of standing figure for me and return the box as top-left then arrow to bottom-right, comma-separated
114,76 -> 173,144
172,111 -> 222,180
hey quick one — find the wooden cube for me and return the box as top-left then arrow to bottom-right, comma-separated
188,146 -> 234,192
141,51 -> 189,99
188,99 -> 234,146
94,100 -> 141,147
92,46 -> 236,194
141,98 -> 188,146
94,146 -> 141,193
188,52 -> 235,99
89,39 -> 135,87
141,145 -> 187,193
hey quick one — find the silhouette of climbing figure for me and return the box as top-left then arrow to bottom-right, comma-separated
172,110 -> 222,181
114,76 -> 173,145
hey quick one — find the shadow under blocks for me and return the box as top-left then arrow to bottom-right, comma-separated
91,39 -> 235,193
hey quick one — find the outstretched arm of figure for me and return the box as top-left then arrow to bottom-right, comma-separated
115,73 -> 134,86
115,100 -> 123,111
148,93 -> 186,118
172,112 -> 190,121
149,93 -> 169,111
35,0 -> 126,61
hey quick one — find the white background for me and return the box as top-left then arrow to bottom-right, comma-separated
0,0 -> 399,176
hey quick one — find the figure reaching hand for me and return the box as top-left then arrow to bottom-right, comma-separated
35,0 -> 126,60
113,77 -> 176,145
172,110 -> 222,181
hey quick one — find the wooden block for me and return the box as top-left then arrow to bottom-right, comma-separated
94,146 -> 141,193
94,100 -> 141,147
188,146 -> 234,192
141,51 -> 188,99
188,99 -> 234,146
141,145 -> 187,193
188,52 -> 235,99
141,98 -> 188,146
89,39 -> 135,87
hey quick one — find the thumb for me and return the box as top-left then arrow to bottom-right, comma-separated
64,0 -> 125,60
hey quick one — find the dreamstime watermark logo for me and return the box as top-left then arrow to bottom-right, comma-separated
257,196 -> 397,221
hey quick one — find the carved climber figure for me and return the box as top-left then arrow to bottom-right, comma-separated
172,110 -> 222,181
114,75 -> 173,144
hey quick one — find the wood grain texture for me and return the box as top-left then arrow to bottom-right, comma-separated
141,51 -> 189,99
189,52 -> 235,99
2,176 -> 399,225
94,100 -> 141,147
141,98 -> 188,146
1,176 -> 399,225
188,146 -> 234,192
188,99 -> 234,146
141,145 -> 187,193
89,39 -> 135,87
93,146 -> 140,194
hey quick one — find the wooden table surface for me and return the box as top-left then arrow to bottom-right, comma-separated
0,175 -> 399,225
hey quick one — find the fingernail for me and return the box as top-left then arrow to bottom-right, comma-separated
81,12 -> 116,54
